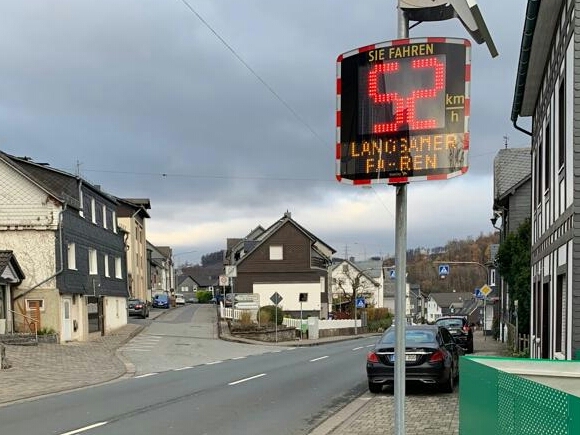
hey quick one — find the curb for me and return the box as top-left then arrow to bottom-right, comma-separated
309,393 -> 373,435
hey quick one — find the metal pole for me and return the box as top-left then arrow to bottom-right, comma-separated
354,286 -> 358,335
300,301 -> 303,340
483,296 -> 487,341
394,7 -> 409,435
275,303 -> 278,343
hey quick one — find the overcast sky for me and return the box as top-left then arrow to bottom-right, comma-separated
0,1 -> 530,264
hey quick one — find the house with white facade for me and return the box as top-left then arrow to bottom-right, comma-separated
510,0 -> 577,359
330,259 -> 382,312
0,151 -> 129,341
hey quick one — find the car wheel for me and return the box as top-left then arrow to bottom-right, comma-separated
441,368 -> 455,393
368,382 -> 383,394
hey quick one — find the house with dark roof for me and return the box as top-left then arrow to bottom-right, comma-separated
510,0 -> 575,359
223,212 -> 335,318
0,151 -> 128,341
330,259 -> 381,313
492,147 -> 531,343
0,251 -> 25,334
117,198 -> 151,303
146,241 -> 173,298
426,292 -> 475,323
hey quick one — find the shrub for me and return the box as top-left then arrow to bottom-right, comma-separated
239,310 -> 253,326
38,327 -> 56,335
366,308 -> 391,322
196,290 -> 213,303
258,305 -> 283,325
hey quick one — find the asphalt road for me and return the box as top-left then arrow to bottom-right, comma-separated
1,305 -> 376,435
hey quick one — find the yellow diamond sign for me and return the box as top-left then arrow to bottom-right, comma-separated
480,284 -> 492,297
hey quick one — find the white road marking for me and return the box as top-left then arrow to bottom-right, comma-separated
228,373 -> 267,385
173,366 -> 193,371
232,356 -> 246,360
134,373 -> 158,378
59,421 -> 108,435
366,344 -> 375,348
352,346 -> 364,351
310,356 -> 329,362
206,360 -> 223,365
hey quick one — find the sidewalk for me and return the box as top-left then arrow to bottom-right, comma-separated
309,331 -> 511,435
0,323 -> 143,406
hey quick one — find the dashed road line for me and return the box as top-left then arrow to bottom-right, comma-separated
59,421 -> 108,435
310,356 -> 329,362
228,373 -> 267,386
134,373 -> 158,379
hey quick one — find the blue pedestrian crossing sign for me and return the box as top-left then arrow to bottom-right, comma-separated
474,288 -> 483,299
438,265 -> 450,276
356,298 -> 365,308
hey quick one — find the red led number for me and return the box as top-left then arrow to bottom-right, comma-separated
367,56 -> 445,133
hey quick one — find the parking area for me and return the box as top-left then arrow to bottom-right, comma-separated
313,332 -> 509,435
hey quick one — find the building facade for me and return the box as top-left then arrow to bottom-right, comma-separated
511,0 -> 575,359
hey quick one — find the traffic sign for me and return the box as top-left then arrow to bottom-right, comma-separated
474,288 -> 483,299
218,275 -> 228,286
270,292 -> 283,305
356,298 -> 366,309
480,284 -> 492,297
438,265 -> 450,276
389,270 -> 396,279
225,265 -> 237,277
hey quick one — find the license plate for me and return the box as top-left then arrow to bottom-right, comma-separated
389,354 -> 416,362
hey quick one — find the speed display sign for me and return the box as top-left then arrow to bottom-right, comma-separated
336,37 -> 471,185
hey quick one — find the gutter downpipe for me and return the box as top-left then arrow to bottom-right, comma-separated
510,0 -> 540,137
13,205 -> 66,302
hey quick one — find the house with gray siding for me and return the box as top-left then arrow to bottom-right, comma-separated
492,147 -> 531,343
511,0 -> 576,359
0,151 -> 129,342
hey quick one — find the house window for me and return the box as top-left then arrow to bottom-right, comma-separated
544,122 -> 551,191
558,78 -> 566,169
115,257 -> 122,278
79,189 -> 84,217
490,269 -> 496,287
104,254 -> 110,277
102,205 -> 108,229
91,198 -> 96,224
112,211 -> 117,233
88,248 -> 97,275
67,243 -> 76,270
269,245 -> 283,260
25,299 -> 45,312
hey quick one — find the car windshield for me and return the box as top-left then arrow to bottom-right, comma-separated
379,329 -> 435,344
436,319 -> 464,328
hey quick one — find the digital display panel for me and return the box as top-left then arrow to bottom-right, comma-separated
336,38 -> 471,184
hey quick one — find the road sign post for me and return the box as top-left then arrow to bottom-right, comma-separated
270,292 -> 283,343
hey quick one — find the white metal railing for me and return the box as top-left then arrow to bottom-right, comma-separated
283,318 -> 361,330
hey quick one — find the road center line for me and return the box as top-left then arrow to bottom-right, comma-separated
310,356 -> 329,362
134,373 -> 157,378
228,373 -> 267,385
60,421 -> 108,435
352,346 -> 364,351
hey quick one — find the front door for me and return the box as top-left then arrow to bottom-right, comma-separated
62,298 -> 72,341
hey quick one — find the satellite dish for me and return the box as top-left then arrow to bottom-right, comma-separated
399,0 -> 498,58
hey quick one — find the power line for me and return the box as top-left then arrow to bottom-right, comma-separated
178,0 -> 327,147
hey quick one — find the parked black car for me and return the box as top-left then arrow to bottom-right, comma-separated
128,298 -> 149,318
434,316 -> 474,353
366,325 -> 463,394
